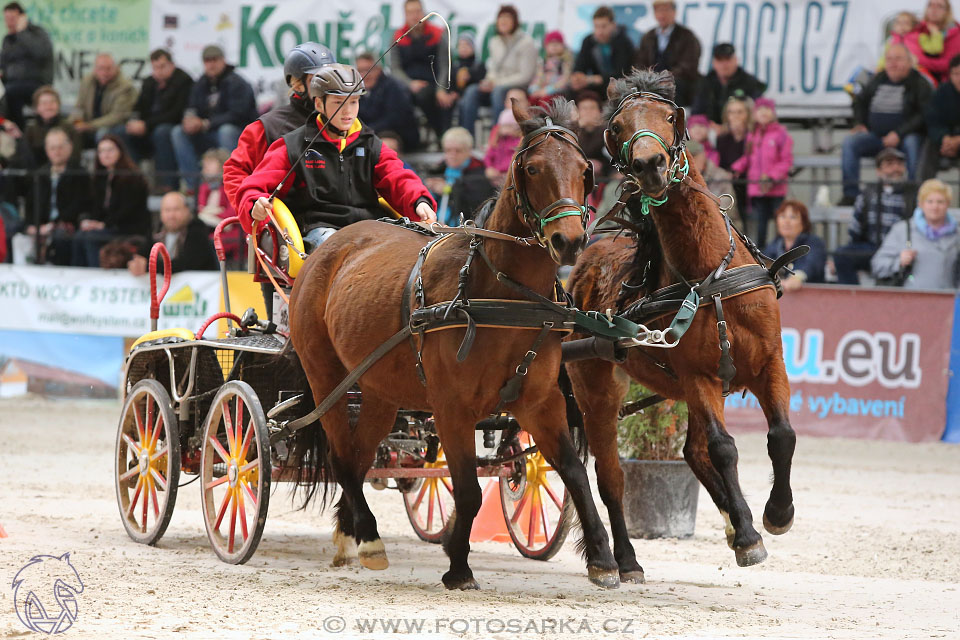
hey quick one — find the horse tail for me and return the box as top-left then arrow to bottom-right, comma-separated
558,365 -> 589,464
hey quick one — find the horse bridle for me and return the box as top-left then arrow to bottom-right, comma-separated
509,117 -> 594,244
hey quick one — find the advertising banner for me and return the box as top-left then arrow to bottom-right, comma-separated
725,286 -> 955,442
148,0 -> 905,111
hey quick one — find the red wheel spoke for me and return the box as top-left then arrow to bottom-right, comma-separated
510,487 -> 531,524
228,491 -> 238,553
542,480 -> 564,511
141,475 -> 149,532
144,395 -> 154,450
132,408 -> 145,446
150,446 -> 169,464
122,433 -> 141,456
539,490 -> 550,541
235,397 -> 245,454
149,410 -> 164,450
440,477 -> 454,494
213,486 -> 231,530
150,478 -> 161,519
526,487 -> 540,548
126,476 -> 143,518
237,488 -> 249,541
209,436 -> 230,463
119,465 -> 140,483
150,468 -> 168,492
239,459 -> 259,474
238,420 -> 255,462
206,475 -> 229,490
437,487 -> 447,523
411,479 -> 429,511
222,400 -> 236,455
242,479 -> 258,510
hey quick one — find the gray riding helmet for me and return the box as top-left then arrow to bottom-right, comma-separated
308,64 -> 366,100
283,42 -> 336,87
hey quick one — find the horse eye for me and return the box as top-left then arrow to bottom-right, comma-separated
611,123 -> 621,134
526,165 -> 538,175
667,114 -> 675,124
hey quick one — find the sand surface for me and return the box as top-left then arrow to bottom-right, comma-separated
1,396 -> 959,639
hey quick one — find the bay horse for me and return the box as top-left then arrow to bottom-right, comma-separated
564,70 -> 796,583
288,99 -> 621,590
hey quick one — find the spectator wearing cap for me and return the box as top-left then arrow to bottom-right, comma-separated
119,48 -> 194,191
840,43 -> 931,205
764,200 -> 827,291
436,32 -> 486,123
871,179 -> 960,289
356,51 -> 421,152
72,52 -> 137,148
731,97 -> 793,247
460,5 -> 537,137
528,31 -> 573,107
392,0 -> 449,138
0,1 -> 53,128
920,54 -> 960,180
633,0 -> 701,106
172,44 -> 258,192
425,127 -> 494,224
692,43 -> 766,127
570,6 -> 634,96
834,147 -> 915,285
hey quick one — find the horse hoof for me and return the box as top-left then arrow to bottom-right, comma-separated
734,541 -> 768,567
443,572 -> 480,590
588,566 -> 621,589
620,569 -> 645,584
763,509 -> 794,536
357,540 -> 389,570
331,553 -> 355,567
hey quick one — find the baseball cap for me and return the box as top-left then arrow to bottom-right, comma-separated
875,147 -> 906,166
712,43 -> 736,59
202,44 -> 225,61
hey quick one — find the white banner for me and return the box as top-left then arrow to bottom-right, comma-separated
0,265 -> 222,338
149,0 -> 905,112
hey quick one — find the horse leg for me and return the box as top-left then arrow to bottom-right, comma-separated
752,363 -> 796,535
332,495 -> 357,566
513,395 -> 620,589
432,409 -> 483,590
683,411 -> 736,548
566,361 -> 644,583
689,384 -> 767,566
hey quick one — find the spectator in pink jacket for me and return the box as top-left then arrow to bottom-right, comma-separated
687,114 -> 719,165
904,0 -> 960,85
732,97 -> 793,246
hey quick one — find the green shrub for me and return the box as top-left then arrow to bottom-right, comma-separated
617,382 -> 688,460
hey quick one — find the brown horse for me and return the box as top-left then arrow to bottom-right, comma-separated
564,70 -> 796,583
288,99 -> 621,590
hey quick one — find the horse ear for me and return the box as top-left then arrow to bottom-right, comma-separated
606,77 -> 619,101
510,98 -> 530,127
675,108 -> 688,143
604,128 -> 618,160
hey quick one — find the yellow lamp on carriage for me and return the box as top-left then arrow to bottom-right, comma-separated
269,198 -> 305,277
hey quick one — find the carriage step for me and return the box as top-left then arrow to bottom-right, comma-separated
267,394 -> 304,419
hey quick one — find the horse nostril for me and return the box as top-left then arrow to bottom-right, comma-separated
631,157 -> 647,175
549,232 -> 568,255
655,154 -> 667,172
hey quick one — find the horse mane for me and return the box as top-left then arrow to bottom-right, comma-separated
603,68 -> 677,120
614,197 -> 666,309
519,97 -> 579,136
472,197 -> 498,228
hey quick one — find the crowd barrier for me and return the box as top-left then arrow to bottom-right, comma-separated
0,263 -> 957,443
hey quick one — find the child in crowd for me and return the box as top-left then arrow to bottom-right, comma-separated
731,97 -> 793,247
687,114 -> 719,165
528,31 -> 573,107
688,140 -> 740,227
484,107 -> 522,186
196,148 -> 243,261
438,32 -> 486,114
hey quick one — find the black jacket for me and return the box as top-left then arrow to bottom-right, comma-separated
692,67 -> 767,124
23,163 -> 94,226
259,94 -> 313,143
574,27 -> 635,86
163,217 -> 218,272
0,22 -> 53,85
187,65 -> 258,130
854,69 -> 931,137
634,24 -> 702,105
89,170 -> 150,237
358,74 -> 420,151
133,67 -> 194,131
925,79 -> 960,146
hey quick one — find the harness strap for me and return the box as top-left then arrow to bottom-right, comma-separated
412,219 -> 540,246
491,321 -> 555,415
714,293 -> 736,397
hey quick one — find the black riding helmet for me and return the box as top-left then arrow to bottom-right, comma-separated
284,42 -> 336,89
309,64 -> 366,102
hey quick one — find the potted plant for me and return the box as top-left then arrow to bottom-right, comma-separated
617,382 -> 699,539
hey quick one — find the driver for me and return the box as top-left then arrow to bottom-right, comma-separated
236,63 -> 437,250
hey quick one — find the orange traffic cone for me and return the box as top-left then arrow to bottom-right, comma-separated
469,480 -> 512,543
0,523 -> 7,538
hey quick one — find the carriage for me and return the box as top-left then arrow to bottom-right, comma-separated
113,204 -> 574,565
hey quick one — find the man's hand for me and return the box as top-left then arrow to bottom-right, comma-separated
782,275 -> 804,292
251,197 -> 273,222
899,248 -> 917,267
182,115 -> 204,135
416,201 -> 437,224
478,79 -> 493,92
1,119 -> 21,138
80,219 -> 105,231
436,89 -> 456,108
73,120 -> 91,132
409,79 -> 428,92
128,254 -> 147,276
126,119 -> 147,136
882,131 -> 900,148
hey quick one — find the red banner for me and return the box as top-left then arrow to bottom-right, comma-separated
725,286 -> 955,442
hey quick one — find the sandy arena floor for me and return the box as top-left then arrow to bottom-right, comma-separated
1,396 -> 959,639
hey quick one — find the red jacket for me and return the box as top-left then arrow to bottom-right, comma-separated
223,119 -> 268,211
236,116 -> 435,234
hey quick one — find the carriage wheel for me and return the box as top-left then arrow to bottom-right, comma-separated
402,446 -> 455,543
200,381 -> 271,564
499,432 -> 572,560
115,379 -> 181,546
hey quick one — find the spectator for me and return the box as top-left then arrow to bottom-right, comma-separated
904,0 -> 960,85
172,45 -> 258,192
633,0 -> 701,106
72,53 -> 137,147
120,49 -> 194,191
692,43 -> 766,127
223,42 -> 335,212
688,139 -> 741,226
127,191 -> 218,275
459,5 -> 538,136
687,114 -> 718,165
575,91 -> 608,174
570,6 -> 634,97
392,0 -> 449,139
731,97 -> 792,247
763,200 -> 827,291
715,96 -> 752,219
13,127 -> 93,265
356,50 -> 421,151
196,148 -> 235,228
22,86 -> 79,167
878,12 -> 919,72
528,31 -> 573,107
484,106 -> 523,187
72,135 -> 149,267
377,131 -> 415,172
920,54 -> 960,180
839,43 -> 931,205
437,33 -> 485,124
0,1 -> 52,128
872,179 -> 960,289
834,148 -> 915,285
425,126 -> 493,224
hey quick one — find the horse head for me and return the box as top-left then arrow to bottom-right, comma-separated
508,97 -> 591,266
604,69 -> 688,200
